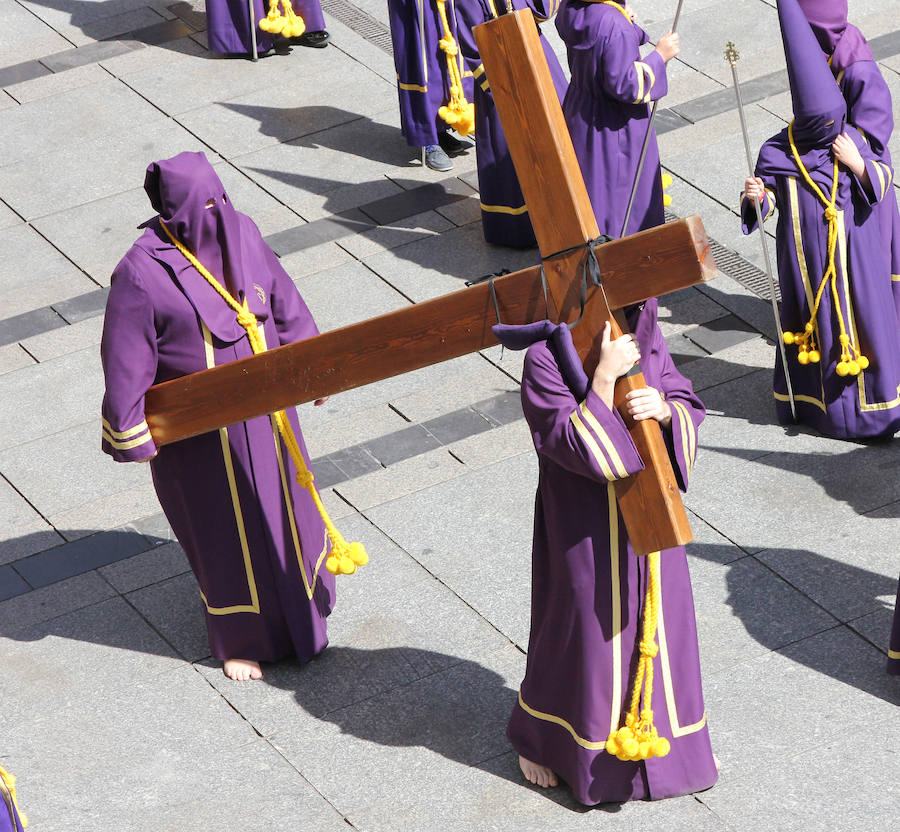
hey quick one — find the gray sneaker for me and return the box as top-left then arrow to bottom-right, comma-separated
424,144 -> 453,172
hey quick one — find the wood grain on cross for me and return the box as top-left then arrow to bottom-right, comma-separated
143,10 -> 715,554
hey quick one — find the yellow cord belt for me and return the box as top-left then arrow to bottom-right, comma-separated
782,122 -> 869,377
259,0 -> 306,37
160,222 -> 368,578
435,0 -> 475,136
606,550 -> 670,762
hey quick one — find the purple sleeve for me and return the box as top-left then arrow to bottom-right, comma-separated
522,343 -> 644,483
100,257 -> 159,462
842,62 -> 895,158
649,326 -> 705,491
264,245 -> 320,346
740,176 -> 778,234
600,27 -> 667,105
844,130 -> 894,205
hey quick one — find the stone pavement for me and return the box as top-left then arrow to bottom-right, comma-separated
1,0 -> 898,828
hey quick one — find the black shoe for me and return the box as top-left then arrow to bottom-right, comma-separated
291,30 -> 330,48
438,131 -> 473,156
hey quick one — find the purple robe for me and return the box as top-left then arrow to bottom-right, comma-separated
741,127 -> 900,439
455,0 -> 568,247
502,308 -> 718,804
387,0 -> 475,148
206,0 -> 325,55
556,0 -> 668,237
889,578 -> 900,676
101,152 -> 335,663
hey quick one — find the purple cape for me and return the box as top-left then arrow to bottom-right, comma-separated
387,0 -> 475,148
101,152 -> 335,662
455,0 -> 568,247
205,0 -> 325,54
497,311 -> 718,804
556,0 -> 668,237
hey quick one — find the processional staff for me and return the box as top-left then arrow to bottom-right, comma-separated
619,0 -> 685,238
725,41 -> 797,420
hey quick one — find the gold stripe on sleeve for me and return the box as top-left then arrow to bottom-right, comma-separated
101,428 -> 152,450
670,401 -> 693,475
101,417 -> 149,440
632,61 -> 644,104
579,401 -> 628,478
473,64 -> 485,79
870,159 -> 886,199
641,62 -> 656,102
763,188 -> 777,220
397,77 -> 427,93
569,410 -> 616,481
889,649 -> 900,659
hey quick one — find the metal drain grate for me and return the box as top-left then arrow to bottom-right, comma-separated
321,0 -> 394,53
665,210 -> 779,302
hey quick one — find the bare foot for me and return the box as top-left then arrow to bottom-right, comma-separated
519,755 -> 558,788
223,659 -> 263,681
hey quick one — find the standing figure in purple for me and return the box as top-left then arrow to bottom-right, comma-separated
797,0 -> 900,321
741,0 -> 900,440
387,0 -> 475,171
494,304 -> 718,803
556,0 -> 679,237
206,0 -> 330,56
100,152 -> 336,682
454,0 -> 568,247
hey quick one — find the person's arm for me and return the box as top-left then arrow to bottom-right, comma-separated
741,171 -> 778,234
521,324 -> 644,483
600,24 -> 675,106
100,258 -> 159,463
842,62 -> 894,158
641,325 -> 704,491
833,131 -> 893,204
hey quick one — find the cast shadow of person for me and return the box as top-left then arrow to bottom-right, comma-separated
257,643 -> 593,813
687,540 -> 899,706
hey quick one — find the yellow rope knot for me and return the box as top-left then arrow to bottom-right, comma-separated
606,551 -> 670,763
159,222 -> 370,585
785,122 -> 872,380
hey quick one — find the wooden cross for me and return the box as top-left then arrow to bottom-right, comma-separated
143,10 -> 716,555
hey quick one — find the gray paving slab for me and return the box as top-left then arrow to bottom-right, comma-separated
362,423 -> 442,466
688,553 -> 839,676
657,285 -> 731,338
98,32 -> 206,75
0,571 -> 117,635
98,539 -> 190,593
0,305 -> 67,347
263,643 -> 525,817
48,477 -> 161,540
2,62 -> 107,103
52,286 -> 109,323
126,571 -> 209,661
366,453 -> 537,648
0,3 -> 71,67
0,342 -> 35,375
18,314 -> 103,361
18,0 -> 164,41
0,118 -> 208,220
422,406 -> 493,444
0,59 -> 52,89
14,526 -> 152,588
364,221 -> 539,303
0,563 -> 29,601
679,333 -> 773,393
434,191 -> 483,227
847,606 -> 896,658
0,472 -> 61,566
0,196 -> 19,229
177,67 -> 393,158
302,402 -> 409,459
683,313 -> 759,353
447,419 -> 532,470
338,208 -> 455,259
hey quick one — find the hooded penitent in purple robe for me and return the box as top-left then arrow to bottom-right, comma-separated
797,0 -> 900,319
556,0 -> 668,237
454,0 -> 568,247
740,0 -> 900,440
100,151 -> 335,664
387,0 -> 475,148
499,303 -> 718,805
206,0 -> 326,55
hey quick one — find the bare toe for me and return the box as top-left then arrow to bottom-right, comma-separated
224,659 -> 262,681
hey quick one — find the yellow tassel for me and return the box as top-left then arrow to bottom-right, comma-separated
606,551 -> 670,763
435,0 -> 475,137
661,172 -> 673,208
258,0 -> 305,35
159,223 -> 369,583
0,766 -> 28,827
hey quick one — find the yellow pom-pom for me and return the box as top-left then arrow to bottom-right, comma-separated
339,556 -> 356,575
661,172 -> 673,189
835,361 -> 848,377
797,351 -> 809,365
615,751 -> 630,761
857,355 -> 869,370
651,736 -> 671,758
782,331 -> 795,345
616,727 -> 631,743
638,742 -> 651,759
325,555 -> 340,575
605,737 -> 620,755
349,542 -> 369,566
663,194 -> 673,207
622,738 -> 639,758
846,360 -> 860,376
